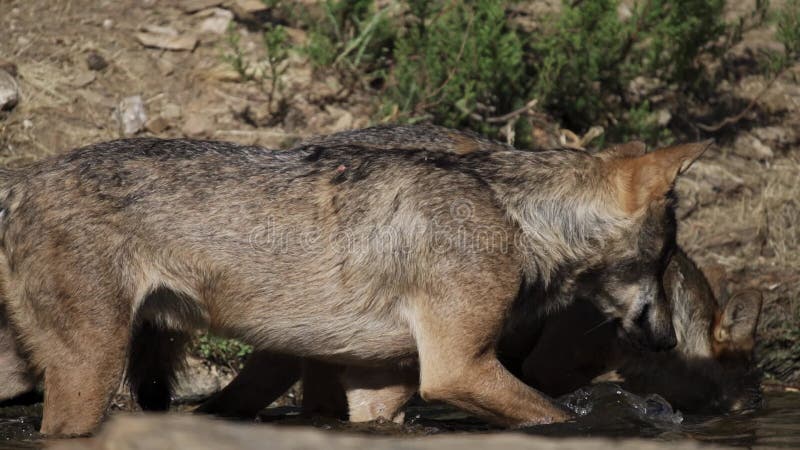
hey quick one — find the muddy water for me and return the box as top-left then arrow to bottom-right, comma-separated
2,387 -> 799,449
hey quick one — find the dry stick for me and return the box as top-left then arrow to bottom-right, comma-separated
697,65 -> 792,132
483,99 -> 539,124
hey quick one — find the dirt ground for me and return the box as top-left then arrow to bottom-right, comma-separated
0,0 -> 798,388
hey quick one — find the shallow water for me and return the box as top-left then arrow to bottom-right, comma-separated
2,386 -> 799,449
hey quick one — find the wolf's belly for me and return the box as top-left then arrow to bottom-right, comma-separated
208,289 -> 419,365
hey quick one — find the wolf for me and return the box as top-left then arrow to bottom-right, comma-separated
197,127 -> 759,422
0,134 -> 705,435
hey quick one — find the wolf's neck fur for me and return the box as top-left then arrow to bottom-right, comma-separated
464,150 -> 631,313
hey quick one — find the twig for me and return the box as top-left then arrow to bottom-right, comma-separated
483,99 -> 538,124
697,65 -> 792,132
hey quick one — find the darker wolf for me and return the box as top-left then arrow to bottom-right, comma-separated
0,134 -> 705,435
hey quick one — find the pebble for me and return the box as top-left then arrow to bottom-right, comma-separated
181,113 -> 213,137
115,95 -> 148,136
86,51 -> 109,71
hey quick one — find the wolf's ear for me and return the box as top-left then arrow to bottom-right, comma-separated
597,141 -> 647,159
608,140 -> 712,214
701,263 -> 729,306
713,290 -> 762,352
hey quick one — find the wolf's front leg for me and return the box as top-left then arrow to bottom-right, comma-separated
412,287 -> 571,426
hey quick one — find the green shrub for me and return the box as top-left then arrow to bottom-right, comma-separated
305,0 -> 396,84
384,0 -> 524,135
193,334 -> 253,371
239,0 -> 797,144
531,0 -> 727,141
222,22 -> 290,113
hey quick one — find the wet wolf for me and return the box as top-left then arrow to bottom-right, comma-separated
0,134 -> 705,435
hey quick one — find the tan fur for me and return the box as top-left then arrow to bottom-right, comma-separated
0,128 -> 703,435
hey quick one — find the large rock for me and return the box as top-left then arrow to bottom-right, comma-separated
172,356 -> 235,404
52,414 -> 719,450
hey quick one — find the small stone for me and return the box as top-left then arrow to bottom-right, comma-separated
145,116 -> 170,134
230,0 -> 268,20
655,109 -> 671,126
732,133 -> 774,161
86,51 -> 108,71
162,103 -> 182,120
178,0 -> 224,13
0,70 -> 20,111
102,19 -> 114,29
22,119 -> 33,129
181,113 -> 213,137
136,27 -> 198,51
69,71 -> 96,88
115,95 -> 148,136
199,8 -> 233,35
157,58 -> 176,76
232,0 -> 268,14
751,126 -> 796,149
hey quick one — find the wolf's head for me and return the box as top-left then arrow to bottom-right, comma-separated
581,141 -> 712,352
619,253 -> 763,413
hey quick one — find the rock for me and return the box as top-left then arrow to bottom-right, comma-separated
69,71 -> 96,88
172,356 -> 235,404
162,103 -> 182,120
50,414 -> 719,450
115,95 -> 148,136
750,126 -> 797,149
145,116 -> 170,134
0,70 -> 20,111
732,133 -> 774,161
86,51 -> 109,71
102,19 -> 114,30
655,109 -> 671,126
178,0 -> 224,13
230,0 -> 269,21
157,58 -> 176,76
182,113 -> 214,137
135,26 -> 198,51
202,64 -> 242,82
199,8 -> 234,35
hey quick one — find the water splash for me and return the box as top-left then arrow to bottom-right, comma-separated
560,383 -> 684,425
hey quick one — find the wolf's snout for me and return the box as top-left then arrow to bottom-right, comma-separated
630,302 -> 677,351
